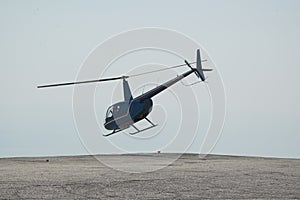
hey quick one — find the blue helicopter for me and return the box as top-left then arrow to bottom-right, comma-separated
37,49 -> 212,137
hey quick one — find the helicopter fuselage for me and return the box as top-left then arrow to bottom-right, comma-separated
103,67 -> 198,133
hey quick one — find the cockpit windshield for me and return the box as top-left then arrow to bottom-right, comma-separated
106,106 -> 113,118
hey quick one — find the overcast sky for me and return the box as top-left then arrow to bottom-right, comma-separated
1,0 -> 300,158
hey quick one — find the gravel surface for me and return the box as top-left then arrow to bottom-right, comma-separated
0,154 -> 299,199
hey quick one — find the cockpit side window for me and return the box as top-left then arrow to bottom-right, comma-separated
114,105 -> 120,113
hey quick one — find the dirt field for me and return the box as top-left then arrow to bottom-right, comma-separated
0,154 -> 299,199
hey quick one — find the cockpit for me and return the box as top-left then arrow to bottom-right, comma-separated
105,104 -> 122,119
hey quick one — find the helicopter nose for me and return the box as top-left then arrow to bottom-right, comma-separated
104,120 -> 116,130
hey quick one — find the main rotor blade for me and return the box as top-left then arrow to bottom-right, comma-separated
37,76 -> 128,88
37,59 -> 209,89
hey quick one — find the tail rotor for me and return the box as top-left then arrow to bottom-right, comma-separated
184,49 -> 212,82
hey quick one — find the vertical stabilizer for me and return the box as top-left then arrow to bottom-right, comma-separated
196,49 -> 206,81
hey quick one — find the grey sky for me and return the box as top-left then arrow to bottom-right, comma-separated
1,0 -> 300,158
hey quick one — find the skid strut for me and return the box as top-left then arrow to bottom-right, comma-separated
129,117 -> 157,135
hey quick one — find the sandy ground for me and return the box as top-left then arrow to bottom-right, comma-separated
0,154 -> 299,199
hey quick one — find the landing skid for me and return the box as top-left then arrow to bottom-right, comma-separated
129,118 -> 157,135
103,118 -> 157,137
103,129 -> 123,137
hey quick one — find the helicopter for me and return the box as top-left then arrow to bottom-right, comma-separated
37,49 -> 212,137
